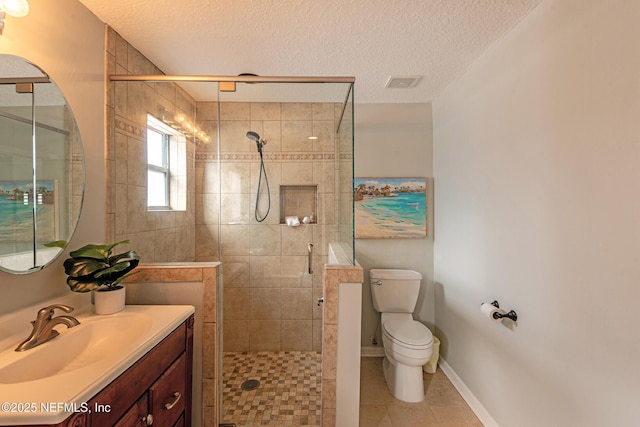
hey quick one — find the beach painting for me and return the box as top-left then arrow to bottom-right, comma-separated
354,177 -> 427,238
0,180 -> 58,243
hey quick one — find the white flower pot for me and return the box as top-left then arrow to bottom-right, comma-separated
94,286 -> 126,315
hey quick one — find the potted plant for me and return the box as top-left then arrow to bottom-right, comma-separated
62,240 -> 140,314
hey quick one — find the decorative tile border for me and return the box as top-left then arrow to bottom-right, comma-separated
114,117 -> 145,139
196,152 -> 335,162
115,116 -> 196,160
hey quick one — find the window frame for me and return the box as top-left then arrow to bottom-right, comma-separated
146,114 -> 188,212
146,125 -> 171,210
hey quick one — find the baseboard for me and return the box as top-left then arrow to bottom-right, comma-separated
438,358 -> 500,427
360,345 -> 385,357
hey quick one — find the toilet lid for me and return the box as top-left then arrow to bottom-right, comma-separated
383,318 -> 433,347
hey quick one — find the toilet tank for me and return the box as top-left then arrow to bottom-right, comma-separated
369,269 -> 422,313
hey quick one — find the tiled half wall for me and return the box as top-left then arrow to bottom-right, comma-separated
124,262 -> 221,427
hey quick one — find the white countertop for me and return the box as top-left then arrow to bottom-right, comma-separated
0,295 -> 194,425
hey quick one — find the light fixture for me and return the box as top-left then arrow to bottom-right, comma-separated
1,0 -> 29,17
170,112 -> 210,144
156,108 -> 210,144
0,0 -> 29,35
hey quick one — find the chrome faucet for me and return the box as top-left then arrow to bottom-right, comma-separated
15,304 -> 80,352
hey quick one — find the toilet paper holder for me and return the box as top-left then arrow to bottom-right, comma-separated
488,300 -> 518,321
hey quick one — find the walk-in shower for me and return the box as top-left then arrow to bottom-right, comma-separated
108,73 -> 355,427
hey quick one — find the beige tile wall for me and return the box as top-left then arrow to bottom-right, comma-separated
196,101 -> 342,352
105,28 -> 197,262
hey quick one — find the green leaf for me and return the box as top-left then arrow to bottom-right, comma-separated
68,240 -> 131,260
63,257 -> 110,277
43,240 -> 68,249
66,277 -> 102,293
110,271 -> 140,287
104,239 -> 131,252
94,261 -> 131,278
69,245 -> 110,260
108,250 -> 140,265
63,242 -> 139,293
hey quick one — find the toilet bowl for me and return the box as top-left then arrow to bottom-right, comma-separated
370,269 -> 433,403
381,313 -> 433,402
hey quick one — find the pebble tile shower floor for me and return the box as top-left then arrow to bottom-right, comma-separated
222,351 -> 322,427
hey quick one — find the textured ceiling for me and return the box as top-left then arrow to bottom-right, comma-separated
78,0 -> 543,103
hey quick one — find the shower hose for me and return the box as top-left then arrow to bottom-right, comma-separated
255,149 -> 270,222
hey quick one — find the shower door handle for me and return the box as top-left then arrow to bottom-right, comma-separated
308,243 -> 313,274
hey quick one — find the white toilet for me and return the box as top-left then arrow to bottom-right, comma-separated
370,269 -> 433,403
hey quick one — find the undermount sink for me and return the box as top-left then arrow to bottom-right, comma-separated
0,312 -> 151,384
0,296 -> 194,426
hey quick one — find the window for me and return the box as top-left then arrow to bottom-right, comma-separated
147,126 -> 169,208
146,114 -> 187,211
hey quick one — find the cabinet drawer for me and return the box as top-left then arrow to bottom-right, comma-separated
149,354 -> 186,427
114,394 -> 149,427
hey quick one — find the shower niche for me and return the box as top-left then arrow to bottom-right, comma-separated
279,185 -> 318,224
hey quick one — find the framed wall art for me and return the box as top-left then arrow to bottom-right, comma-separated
354,177 -> 427,238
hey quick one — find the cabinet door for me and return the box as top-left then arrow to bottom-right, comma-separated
114,394 -> 149,427
172,414 -> 185,427
88,323 -> 187,427
149,354 -> 186,427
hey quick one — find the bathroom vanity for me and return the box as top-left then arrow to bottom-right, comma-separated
66,315 -> 193,427
0,300 -> 195,426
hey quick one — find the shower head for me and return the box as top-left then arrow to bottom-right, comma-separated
246,131 -> 266,153
246,131 -> 261,143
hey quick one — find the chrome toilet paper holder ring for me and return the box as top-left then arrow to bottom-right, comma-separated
489,300 -> 518,322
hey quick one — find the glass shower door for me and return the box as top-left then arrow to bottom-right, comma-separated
207,80 -> 353,426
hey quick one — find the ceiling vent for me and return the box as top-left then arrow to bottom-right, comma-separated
385,75 -> 422,89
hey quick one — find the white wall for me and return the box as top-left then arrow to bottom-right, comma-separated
0,0 -> 105,314
355,103 -> 434,346
433,0 -> 640,425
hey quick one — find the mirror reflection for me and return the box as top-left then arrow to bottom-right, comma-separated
0,54 -> 84,274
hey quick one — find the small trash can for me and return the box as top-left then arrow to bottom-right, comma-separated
423,336 -> 440,374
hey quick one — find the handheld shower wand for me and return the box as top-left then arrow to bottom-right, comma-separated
246,131 -> 267,154
246,131 -> 270,222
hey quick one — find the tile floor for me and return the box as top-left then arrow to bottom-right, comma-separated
221,352 -> 481,427
360,357 -> 482,426
222,351 -> 322,427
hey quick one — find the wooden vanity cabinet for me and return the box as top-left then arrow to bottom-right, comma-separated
33,314 -> 194,427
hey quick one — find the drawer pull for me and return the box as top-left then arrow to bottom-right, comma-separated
164,392 -> 181,410
142,414 -> 153,425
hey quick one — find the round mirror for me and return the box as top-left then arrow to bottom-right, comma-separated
0,54 -> 84,274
